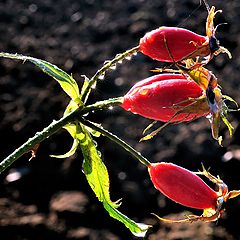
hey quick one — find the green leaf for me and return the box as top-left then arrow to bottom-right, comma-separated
78,123 -> 150,236
222,95 -> 239,107
50,138 -> 78,158
0,52 -> 80,102
79,123 -> 120,208
80,75 -> 90,96
50,101 -> 81,159
103,202 -> 149,237
64,100 -> 79,116
85,125 -> 101,138
221,114 -> 234,137
54,101 -> 80,157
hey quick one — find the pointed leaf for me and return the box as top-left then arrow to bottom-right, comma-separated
85,125 -> 101,138
228,190 -> 240,200
64,100 -> 80,117
80,75 -> 90,96
103,202 -> 150,237
209,112 -> 222,146
50,139 -> 78,158
0,52 -> 80,102
78,123 -> 150,236
221,114 -> 234,137
222,95 -> 239,107
79,123 -> 119,208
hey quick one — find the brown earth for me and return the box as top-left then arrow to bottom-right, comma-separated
0,0 -> 240,239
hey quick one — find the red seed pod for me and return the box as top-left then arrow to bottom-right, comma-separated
139,7 -> 231,63
149,162 -> 240,223
121,74 -> 210,123
139,27 -> 207,62
148,162 -> 218,210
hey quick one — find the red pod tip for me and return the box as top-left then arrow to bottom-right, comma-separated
148,162 -> 218,210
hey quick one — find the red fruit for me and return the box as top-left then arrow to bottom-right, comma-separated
139,7 -> 232,63
139,27 -> 207,62
121,74 -> 210,122
148,162 -> 218,210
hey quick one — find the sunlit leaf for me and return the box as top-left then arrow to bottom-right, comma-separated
0,52 -> 81,102
85,125 -> 101,138
64,101 -> 101,138
228,190 -> 240,199
50,139 -> 78,158
64,100 -> 80,117
52,100 -> 86,159
78,123 -> 150,236
222,95 -> 239,107
53,100 -> 80,158
80,75 -> 90,96
79,123 -> 120,208
221,114 -> 234,137
103,202 -> 150,237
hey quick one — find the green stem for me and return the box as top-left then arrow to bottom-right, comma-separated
82,97 -> 123,114
0,97 -> 123,174
78,117 -> 151,167
0,109 -> 80,174
81,46 -> 139,103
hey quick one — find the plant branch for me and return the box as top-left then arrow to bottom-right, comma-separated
0,108 -> 80,174
81,97 -> 123,114
0,97 -> 123,174
78,117 -> 151,167
81,46 -> 139,103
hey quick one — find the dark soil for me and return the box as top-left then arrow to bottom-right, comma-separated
0,0 -> 240,239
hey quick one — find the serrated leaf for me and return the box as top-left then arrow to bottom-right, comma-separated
78,123 -> 150,236
0,52 -> 80,102
79,123 -> 119,208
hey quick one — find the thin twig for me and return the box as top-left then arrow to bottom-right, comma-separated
78,117 -> 151,167
81,46 -> 139,103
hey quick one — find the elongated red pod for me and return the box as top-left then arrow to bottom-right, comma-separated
139,27 -> 208,62
121,74 -> 209,122
149,162 -> 218,210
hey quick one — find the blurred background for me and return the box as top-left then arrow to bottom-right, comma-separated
0,0 -> 240,239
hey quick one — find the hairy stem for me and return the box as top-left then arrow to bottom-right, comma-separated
78,117 -> 151,167
81,46 -> 139,103
82,97 -> 123,114
0,97 -> 123,174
